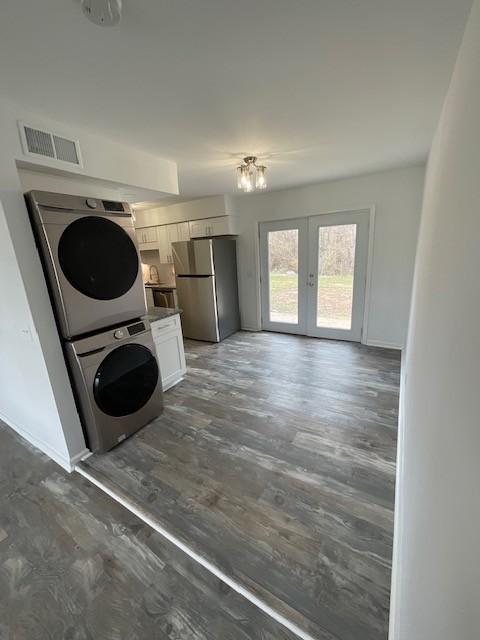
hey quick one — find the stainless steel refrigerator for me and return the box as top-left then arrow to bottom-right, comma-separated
172,238 -> 240,342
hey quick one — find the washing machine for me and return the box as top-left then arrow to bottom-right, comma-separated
25,190 -> 146,339
65,318 -> 163,452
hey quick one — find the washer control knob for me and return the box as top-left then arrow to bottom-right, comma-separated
86,198 -> 97,209
114,329 -> 126,340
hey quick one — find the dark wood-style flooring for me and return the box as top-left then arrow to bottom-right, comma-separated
80,331 -> 401,640
0,422 -> 297,639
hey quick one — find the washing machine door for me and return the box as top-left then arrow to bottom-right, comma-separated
93,343 -> 159,417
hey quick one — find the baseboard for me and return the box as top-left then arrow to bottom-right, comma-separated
70,447 -> 92,468
162,373 -> 185,392
241,326 -> 261,332
0,410 -> 88,472
364,339 -> 403,350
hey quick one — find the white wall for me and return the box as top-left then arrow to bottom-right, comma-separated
13,104 -> 178,196
0,178 -> 87,470
0,98 -> 178,469
231,164 -> 425,348
389,2 -> 480,638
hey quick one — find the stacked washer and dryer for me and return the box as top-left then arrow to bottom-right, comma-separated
26,191 -> 164,453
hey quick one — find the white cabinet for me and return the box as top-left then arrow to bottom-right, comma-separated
136,226 -> 158,250
177,222 -> 191,241
151,314 -> 186,391
156,223 -> 191,264
165,224 -> 179,264
189,216 -> 235,238
156,225 -> 170,263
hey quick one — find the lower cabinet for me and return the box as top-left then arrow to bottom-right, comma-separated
151,314 -> 186,391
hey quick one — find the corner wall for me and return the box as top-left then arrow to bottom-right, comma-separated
231,164 -> 425,348
389,1 -> 480,638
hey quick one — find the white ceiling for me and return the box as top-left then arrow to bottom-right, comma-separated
0,0 -> 472,197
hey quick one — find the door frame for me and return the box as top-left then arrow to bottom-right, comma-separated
257,207 -> 375,344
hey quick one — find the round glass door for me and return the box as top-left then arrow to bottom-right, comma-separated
93,344 -> 159,417
58,216 -> 139,300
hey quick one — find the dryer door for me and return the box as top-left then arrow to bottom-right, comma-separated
58,216 -> 139,300
93,343 -> 159,417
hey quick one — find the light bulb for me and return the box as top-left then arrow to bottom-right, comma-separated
236,166 -> 245,190
256,165 -> 267,189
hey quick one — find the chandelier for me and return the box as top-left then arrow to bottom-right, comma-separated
236,156 -> 267,192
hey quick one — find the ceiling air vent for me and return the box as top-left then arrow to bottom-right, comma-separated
18,122 -> 83,168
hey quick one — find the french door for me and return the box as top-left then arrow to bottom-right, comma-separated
260,211 -> 369,341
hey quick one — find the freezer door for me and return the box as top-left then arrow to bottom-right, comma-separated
172,240 -> 214,276
175,276 -> 219,342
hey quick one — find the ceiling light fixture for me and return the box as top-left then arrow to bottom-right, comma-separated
236,156 -> 267,192
81,0 -> 122,27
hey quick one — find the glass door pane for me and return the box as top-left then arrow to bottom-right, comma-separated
317,224 -> 356,329
268,229 -> 299,324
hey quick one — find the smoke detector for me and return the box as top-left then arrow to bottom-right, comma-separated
81,0 -> 122,27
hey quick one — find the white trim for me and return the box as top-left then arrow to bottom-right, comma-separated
361,206 -> 376,345
241,325 -> 261,332
69,447 -> 92,467
388,348 -> 407,640
0,410 -> 89,472
364,338 -> 403,350
253,220 -> 263,330
76,465 -> 316,640
162,374 -> 185,391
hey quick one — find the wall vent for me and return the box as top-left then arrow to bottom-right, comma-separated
18,122 -> 83,167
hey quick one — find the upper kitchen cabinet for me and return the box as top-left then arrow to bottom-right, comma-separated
156,225 -> 170,263
136,226 -> 158,250
189,216 -> 235,238
157,222 -> 191,264
177,222 -> 191,241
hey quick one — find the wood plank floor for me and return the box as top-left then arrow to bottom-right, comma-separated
80,331 -> 401,640
0,421 -> 297,640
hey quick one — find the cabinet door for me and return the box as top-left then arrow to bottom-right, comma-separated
146,227 -> 158,243
154,331 -> 186,390
189,220 -> 207,238
167,224 -> 179,263
189,217 -> 234,238
157,226 -> 170,263
136,227 -> 158,249
209,216 -> 233,235
166,224 -> 179,244
152,317 -> 187,391
177,222 -> 190,241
